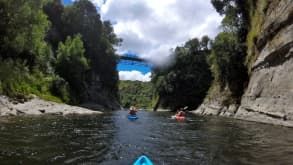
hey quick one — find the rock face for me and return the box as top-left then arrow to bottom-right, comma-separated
193,0 -> 293,127
0,95 -> 102,117
83,73 -> 121,110
236,0 -> 293,127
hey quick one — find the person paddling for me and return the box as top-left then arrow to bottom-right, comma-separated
129,106 -> 137,116
175,106 -> 188,116
176,107 -> 185,117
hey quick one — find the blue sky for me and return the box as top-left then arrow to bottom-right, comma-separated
62,0 -> 72,5
61,0 -> 222,81
117,64 -> 150,74
118,52 -> 151,74
61,0 -> 152,79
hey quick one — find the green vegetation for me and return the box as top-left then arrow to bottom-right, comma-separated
0,0 -> 258,110
0,0 -> 120,104
207,31 -> 247,104
119,81 -> 154,109
151,0 -> 251,110
55,34 -> 88,103
152,36 -> 212,110
0,0 -> 54,100
205,0 -> 249,104
246,0 -> 268,70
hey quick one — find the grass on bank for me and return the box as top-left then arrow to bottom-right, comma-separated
0,59 -> 69,103
246,0 -> 268,70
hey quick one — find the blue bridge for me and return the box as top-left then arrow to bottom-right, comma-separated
118,54 -> 150,66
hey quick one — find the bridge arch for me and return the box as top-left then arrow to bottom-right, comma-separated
118,54 -> 151,67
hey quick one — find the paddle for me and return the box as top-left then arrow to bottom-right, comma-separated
171,106 -> 188,119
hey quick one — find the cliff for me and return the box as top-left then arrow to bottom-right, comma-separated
83,73 -> 121,110
236,0 -> 293,126
193,0 -> 293,127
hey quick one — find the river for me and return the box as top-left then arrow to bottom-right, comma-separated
0,110 -> 293,164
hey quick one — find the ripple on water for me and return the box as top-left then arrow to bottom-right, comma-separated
1,111 -> 293,164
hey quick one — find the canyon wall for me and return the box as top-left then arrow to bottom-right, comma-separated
193,0 -> 293,127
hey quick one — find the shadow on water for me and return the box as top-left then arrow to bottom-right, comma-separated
1,110 -> 293,164
0,114 -> 115,164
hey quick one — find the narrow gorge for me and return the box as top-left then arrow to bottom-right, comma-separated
193,0 -> 293,127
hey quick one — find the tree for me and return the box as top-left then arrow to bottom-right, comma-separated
211,0 -> 250,41
0,0 -> 68,100
43,0 -> 65,50
0,0 -> 50,69
56,34 -> 88,100
152,37 -> 212,110
44,0 -> 121,102
200,35 -> 210,51
119,80 -> 153,109
61,0 -> 120,100
208,0 -> 249,103
0,0 -> 122,105
208,31 -> 247,100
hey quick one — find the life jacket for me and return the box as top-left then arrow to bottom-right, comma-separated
178,111 -> 184,116
129,110 -> 136,115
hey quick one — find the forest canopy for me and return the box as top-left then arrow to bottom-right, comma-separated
0,0 -> 121,104
0,0 -> 251,111
151,0 -> 250,110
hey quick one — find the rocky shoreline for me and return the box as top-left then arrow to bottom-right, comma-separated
0,95 -> 103,117
191,102 -> 293,128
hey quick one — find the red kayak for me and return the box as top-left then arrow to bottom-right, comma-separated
175,115 -> 185,121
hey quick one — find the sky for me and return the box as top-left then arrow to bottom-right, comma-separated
62,0 -> 223,82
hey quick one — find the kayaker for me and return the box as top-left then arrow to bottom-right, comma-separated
176,107 -> 185,117
129,106 -> 137,115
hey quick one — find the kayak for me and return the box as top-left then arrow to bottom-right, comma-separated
175,115 -> 185,121
128,114 -> 138,120
133,155 -> 153,165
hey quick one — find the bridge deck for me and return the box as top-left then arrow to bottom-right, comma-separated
119,55 -> 145,62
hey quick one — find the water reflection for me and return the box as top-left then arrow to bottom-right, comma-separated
0,111 -> 293,164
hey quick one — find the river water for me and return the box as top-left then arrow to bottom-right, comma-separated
0,110 -> 293,165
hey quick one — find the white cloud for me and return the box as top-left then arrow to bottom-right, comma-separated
142,45 -> 176,67
80,0 -> 223,81
99,0 -> 223,66
119,71 -> 151,82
